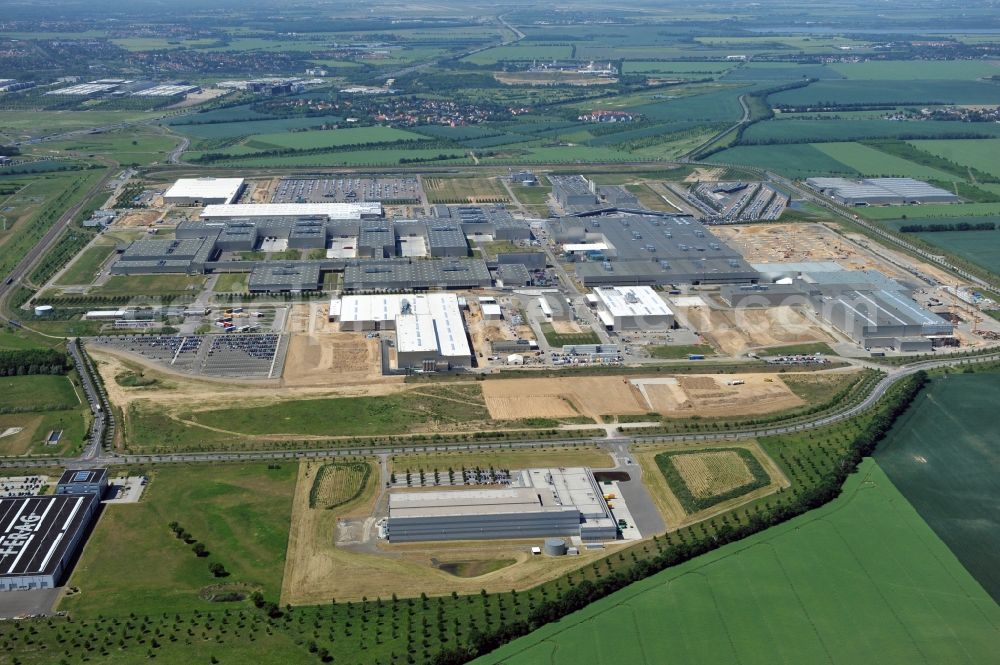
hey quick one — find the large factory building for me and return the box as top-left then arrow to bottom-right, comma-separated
330,293 -> 472,370
387,467 -> 617,543
163,178 -> 245,206
593,285 -> 674,330
1,469 -> 107,591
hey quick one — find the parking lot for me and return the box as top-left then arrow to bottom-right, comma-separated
271,177 -> 422,203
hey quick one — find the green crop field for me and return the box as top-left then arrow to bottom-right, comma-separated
860,202 -> 1000,220
62,463 -> 297,617
811,142 -> 956,179
830,60 -> 1000,80
706,144 -> 857,178
477,459 -> 1000,665
770,79 -> 1000,106
875,372 -> 1000,601
909,138 -> 1000,178
743,119 -> 1000,144
905,229 -> 1000,274
205,148 -> 470,167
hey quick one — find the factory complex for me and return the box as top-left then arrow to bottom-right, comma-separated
386,468 -> 618,543
163,178 -> 245,206
723,262 -> 954,349
331,293 -> 471,369
0,469 -> 107,592
805,177 -> 959,206
592,285 -> 674,330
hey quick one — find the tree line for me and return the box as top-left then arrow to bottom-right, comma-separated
0,348 -> 69,376
900,222 -> 996,233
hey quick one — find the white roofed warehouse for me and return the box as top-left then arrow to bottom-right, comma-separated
593,285 -> 674,330
163,178 -> 245,206
331,293 -> 472,370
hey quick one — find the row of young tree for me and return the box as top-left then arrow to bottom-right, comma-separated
431,371 -> 929,664
0,349 -> 69,376
900,222 -> 996,233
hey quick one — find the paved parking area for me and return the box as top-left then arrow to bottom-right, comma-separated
104,475 -> 147,503
0,588 -> 62,619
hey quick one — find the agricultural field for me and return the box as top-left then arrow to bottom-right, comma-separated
622,61 -> 737,75
477,459 -> 1000,665
168,115 -> 345,140
770,79 -> 1000,106
62,463 -> 297,617
909,138 -> 1000,179
741,119 -> 1000,144
874,372 -> 1000,600
829,60 -> 1000,80
462,44 -> 574,65
861,202 -> 1000,220
705,144 -> 858,178
811,142 -> 956,179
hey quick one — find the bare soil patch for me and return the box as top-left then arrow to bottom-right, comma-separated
631,373 -> 804,417
115,210 -> 162,227
482,376 -> 647,420
680,305 -> 831,355
683,167 -> 724,183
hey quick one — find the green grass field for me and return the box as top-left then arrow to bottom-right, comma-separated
216,126 -> 428,155
55,242 -> 115,285
463,44 -> 574,65
874,372 -> 1000,601
127,386 -> 494,449
647,344 -> 715,359
44,131 -> 180,166
909,138 -> 1000,178
214,272 -> 250,292
62,462 -> 297,617
92,273 -> 206,296
0,374 -> 80,410
540,324 -> 601,348
477,459 -> 1000,665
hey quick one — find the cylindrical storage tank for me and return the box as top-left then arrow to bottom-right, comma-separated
34,305 -> 54,316
544,538 -> 567,556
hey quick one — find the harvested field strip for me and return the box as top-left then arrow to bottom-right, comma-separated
309,461 -> 372,510
656,447 -> 771,512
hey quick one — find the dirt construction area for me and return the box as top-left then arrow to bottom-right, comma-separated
712,222 -> 911,279
282,303 -> 387,387
630,373 -> 803,417
482,373 -> 803,420
114,210 -> 163,227
679,304 -> 833,355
